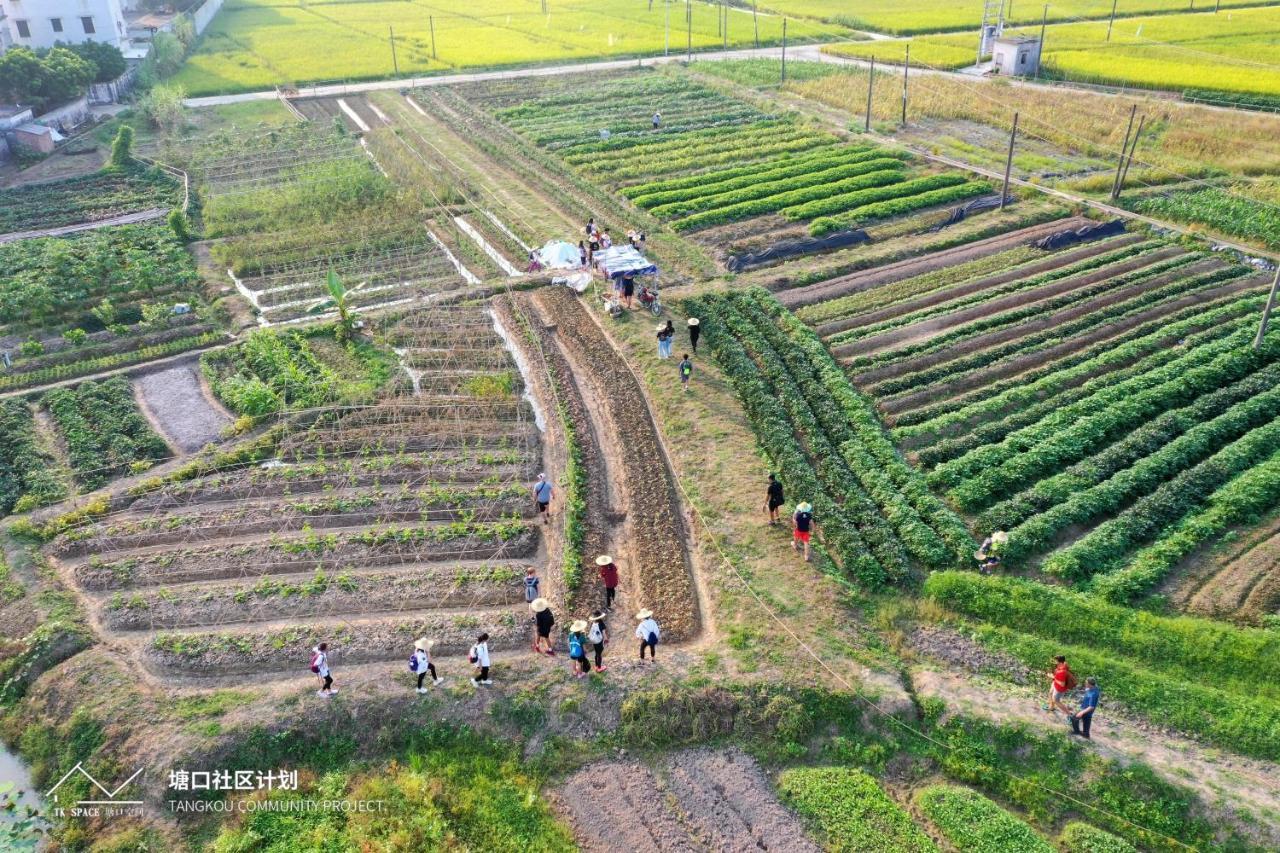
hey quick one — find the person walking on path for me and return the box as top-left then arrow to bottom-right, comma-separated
568,620 -> 592,677
1045,655 -> 1076,716
470,633 -> 492,685
678,353 -> 693,392
792,501 -> 816,562
533,473 -> 554,525
1071,677 -> 1100,739
310,642 -> 336,696
656,323 -> 672,359
410,638 -> 443,693
524,566 -> 541,604
652,111 -> 661,129
531,597 -> 556,655
687,317 -> 700,353
596,555 -> 620,611
636,609 -> 661,662
765,474 -> 785,525
589,610 -> 609,672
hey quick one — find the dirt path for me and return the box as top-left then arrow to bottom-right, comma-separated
133,360 -> 233,454
0,207 -> 168,245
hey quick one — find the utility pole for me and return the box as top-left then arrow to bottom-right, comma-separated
864,56 -> 875,132
1116,113 -> 1145,199
665,0 -> 670,55
1106,0 -> 1117,41
1000,112 -> 1019,209
723,2 -> 728,49
1037,4 -> 1048,77
1255,267 -> 1280,350
389,25 -> 399,74
753,0 -> 759,48
781,18 -> 788,82
686,0 -> 692,62
901,44 -> 909,126
429,15 -> 437,60
1110,104 -> 1137,200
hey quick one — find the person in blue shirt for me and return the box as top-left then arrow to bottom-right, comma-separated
1071,677 -> 1100,739
532,473 -> 554,525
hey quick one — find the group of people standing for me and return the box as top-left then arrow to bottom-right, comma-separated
579,217 -> 646,269
1046,655 -> 1101,738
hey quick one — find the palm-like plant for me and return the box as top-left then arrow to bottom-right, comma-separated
307,270 -> 368,341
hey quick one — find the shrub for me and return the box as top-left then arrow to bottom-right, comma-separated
1059,822 -> 1137,853
778,767 -> 937,852
109,125 -> 134,168
916,785 -> 1053,852
168,208 -> 192,241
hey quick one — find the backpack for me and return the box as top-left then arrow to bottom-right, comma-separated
568,635 -> 584,658
1064,669 -> 1078,691
588,623 -> 604,644
408,654 -> 419,673
309,654 -> 321,674
468,646 -> 479,665
647,630 -> 659,646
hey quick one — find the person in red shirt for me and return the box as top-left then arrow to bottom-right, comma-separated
596,554 -> 620,611
1045,655 -> 1074,716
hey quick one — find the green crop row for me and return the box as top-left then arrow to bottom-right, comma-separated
787,173 -> 969,222
1001,381 -> 1280,562
570,122 -> 809,168
980,360 -> 1280,535
536,109 -> 762,148
894,287 -> 1263,442
44,376 -> 170,491
651,157 -> 906,219
617,133 -> 835,195
927,322 -> 1263,493
607,135 -> 835,181
1058,822 -> 1137,853
567,118 -> 796,160
1093,446 -> 1280,603
632,147 -> 893,210
777,767 -> 937,853
811,181 -> 990,235
0,399 -> 65,517
744,290 -> 972,566
916,785 -> 1053,853
672,169 -> 906,232
684,295 -> 887,585
923,571 -> 1280,699
1043,411 -> 1280,581
0,332 -> 223,393
969,623 -> 1280,762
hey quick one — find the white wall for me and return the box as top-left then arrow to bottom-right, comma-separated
1,0 -> 130,50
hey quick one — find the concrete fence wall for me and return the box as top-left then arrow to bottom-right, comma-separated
192,0 -> 225,36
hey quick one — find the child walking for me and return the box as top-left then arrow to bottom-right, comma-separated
589,610 -> 609,672
524,566 -> 541,603
470,633 -> 492,686
568,620 -> 592,678
635,609 -> 661,662
410,637 -> 443,693
310,642 -> 336,696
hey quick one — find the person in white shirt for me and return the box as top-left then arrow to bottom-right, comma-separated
635,610 -> 661,663
311,643 -> 336,696
411,637 -> 443,693
470,632 -> 493,685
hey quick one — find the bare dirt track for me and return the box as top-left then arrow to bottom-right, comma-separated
134,359 -> 232,453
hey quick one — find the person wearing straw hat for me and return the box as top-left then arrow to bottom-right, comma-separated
588,610 -> 610,672
635,609 -> 661,662
792,501 -> 817,562
531,597 -> 556,656
687,317 -> 700,354
975,530 -> 1008,573
596,554 -> 620,611
568,619 -> 592,677
410,637 -> 443,693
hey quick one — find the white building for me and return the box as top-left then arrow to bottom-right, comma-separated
0,0 -> 132,52
991,35 -> 1041,77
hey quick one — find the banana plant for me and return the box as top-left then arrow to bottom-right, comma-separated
307,270 -> 369,342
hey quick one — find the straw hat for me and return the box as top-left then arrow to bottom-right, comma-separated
590,610 -> 607,622
414,637 -> 434,651
656,323 -> 666,332
570,619 -> 588,633
635,609 -> 653,620
688,317 -> 700,326
595,555 -> 613,566
530,597 -> 550,612
796,502 -> 813,513
991,530 -> 1010,545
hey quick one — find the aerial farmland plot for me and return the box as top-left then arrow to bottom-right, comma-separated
6,4 -> 1280,847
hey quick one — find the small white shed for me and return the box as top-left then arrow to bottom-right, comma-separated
992,35 -> 1041,77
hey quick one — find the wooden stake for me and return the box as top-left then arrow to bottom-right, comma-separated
1110,104 -> 1136,200
429,15 -> 436,60
864,56 -> 875,132
781,18 -> 788,82
1255,267 -> 1280,350
753,0 -> 759,48
901,44 -> 909,126
1001,111 -> 1019,209
1106,0 -> 1117,41
1116,113 -> 1145,199
389,25 -> 399,74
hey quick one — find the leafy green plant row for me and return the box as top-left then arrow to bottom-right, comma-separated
927,322 -> 1266,495
876,269 -> 1254,407
980,359 -> 1280,535
44,377 -> 170,491
652,157 -> 907,219
1129,186 -> 1280,251
923,571 -> 1280,700
570,120 -> 809,168
811,181 -> 991,236
916,785 -> 1053,853
617,130 -> 833,195
741,290 -> 972,565
0,332 -> 222,393
894,286 -> 1264,445
672,169 -> 906,232
535,109 -> 763,148
791,173 -> 971,223
496,74 -> 711,116
630,146 -> 892,209
1058,822 -> 1137,853
609,134 -> 840,183
1043,408 -> 1280,581
683,295 -> 887,585
777,767 -> 937,853
967,623 -> 1280,762
504,86 -> 723,127
1092,445 -> 1280,603
0,164 -> 180,233
0,400 -> 65,517
830,239 -> 1165,349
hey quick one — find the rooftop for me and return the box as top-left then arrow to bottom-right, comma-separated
995,35 -> 1041,45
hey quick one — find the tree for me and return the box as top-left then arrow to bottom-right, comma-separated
66,41 -> 126,83
307,270 -> 368,342
110,125 -> 134,167
137,83 -> 186,136
150,33 -> 186,77
168,209 -> 191,241
0,46 -> 94,111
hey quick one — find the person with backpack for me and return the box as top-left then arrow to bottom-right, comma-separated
409,637 -> 443,693
589,610 -> 609,672
635,609 -> 660,662
532,473 -> 554,525
1045,655 -> 1075,716
678,354 -> 693,392
596,554 -> 619,611
568,620 -> 592,677
764,474 -> 785,525
687,317 -> 700,354
1071,677 -> 1100,739
310,643 -> 335,696
531,597 -> 556,655
524,566 -> 541,604
792,502 -> 816,562
470,633 -> 492,686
